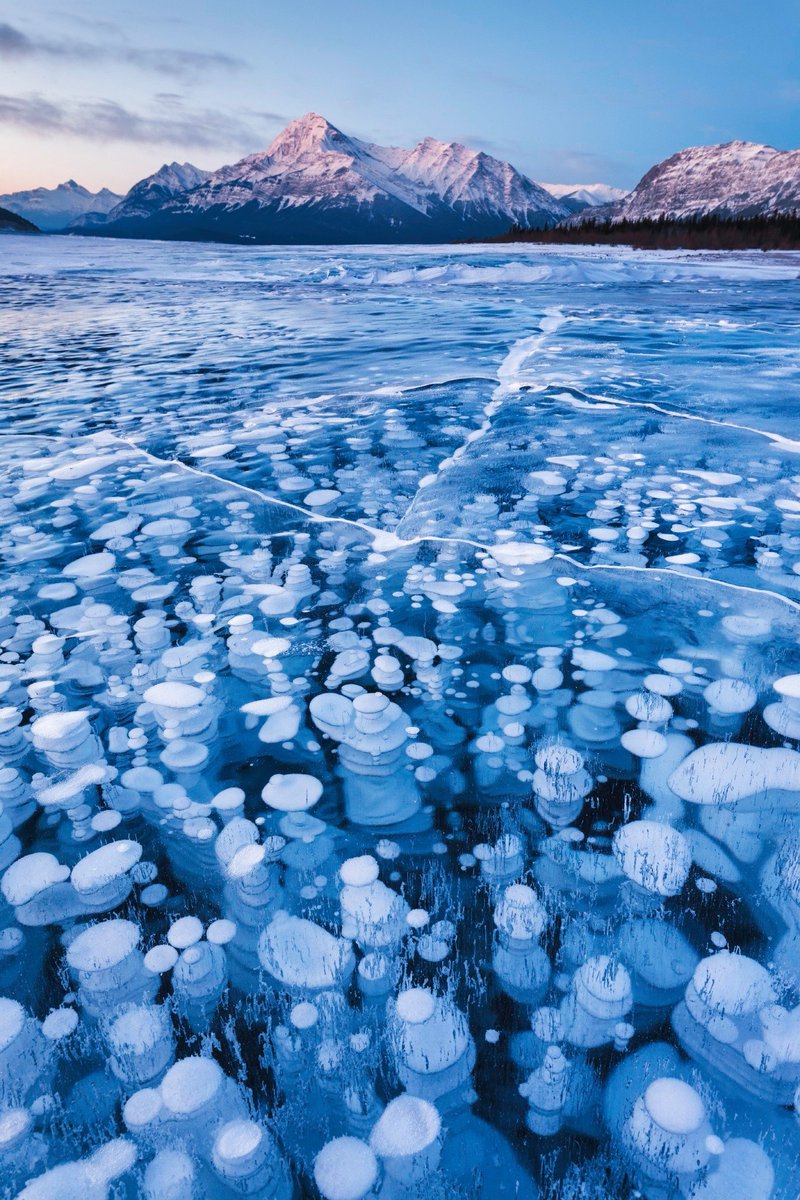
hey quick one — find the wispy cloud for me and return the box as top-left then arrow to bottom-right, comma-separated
0,21 -> 245,80
0,92 -> 284,150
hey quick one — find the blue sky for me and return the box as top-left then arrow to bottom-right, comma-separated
1,0 -> 798,193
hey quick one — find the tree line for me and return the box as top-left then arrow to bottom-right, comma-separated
482,212 -> 800,250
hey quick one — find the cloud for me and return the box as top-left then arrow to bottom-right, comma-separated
0,21 -> 245,80
0,23 -> 28,55
0,93 -> 284,151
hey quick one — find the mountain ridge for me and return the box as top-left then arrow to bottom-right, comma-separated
73,113 -> 570,244
0,181 -> 123,231
566,140 -> 800,226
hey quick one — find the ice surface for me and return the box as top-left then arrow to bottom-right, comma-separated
0,237 -> 799,1197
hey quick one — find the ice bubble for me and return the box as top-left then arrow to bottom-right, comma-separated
261,773 -> 323,812
66,918 -> 140,973
625,691 -> 673,724
227,843 -> 267,880
42,1007 -> 78,1041
167,915 -> 204,949
494,883 -> 547,939
18,1138 -> 137,1200
290,1001 -> 319,1030
106,1003 -> 174,1084
62,550 -> 116,579
644,1077 -> 705,1135
305,488 -> 342,506
687,951 -> 776,1019
488,541 -> 554,567
0,996 -> 25,1051
279,811 -> 325,841
314,1136 -> 379,1200
207,918 -> 237,945
71,839 -> 142,899
574,956 -> 633,1019
31,710 -> 94,752
212,1118 -> 280,1188
123,1086 -> 163,1134
258,913 -> 354,991
340,855 -> 380,887
1,852 -> 69,907
613,820 -> 692,896
369,1093 -> 441,1158
144,945 -> 179,974
143,682 -> 205,711
91,810 -> 122,833
669,744 -> 800,805
644,673 -> 683,697
160,1055 -> 224,1116
620,729 -> 668,758
773,674 -> 800,700
623,1074 -> 715,1183
143,1149 -> 196,1200
90,514 -> 142,542
395,987 -> 436,1025
764,673 -> 800,739
35,763 -> 109,811
251,636 -> 291,658
703,679 -> 757,715
572,648 -> 617,672
684,1138 -> 774,1200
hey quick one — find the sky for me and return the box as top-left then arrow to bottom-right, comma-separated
0,0 -> 798,195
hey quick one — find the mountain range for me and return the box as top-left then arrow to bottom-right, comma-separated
2,117 -> 798,244
540,182 -> 628,214
0,179 -> 122,231
567,140 -> 800,226
73,162 -> 212,230
68,114 -> 570,243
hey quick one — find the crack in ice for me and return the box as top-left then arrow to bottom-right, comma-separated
100,433 -> 800,617
395,309 -> 566,530
521,385 -> 800,457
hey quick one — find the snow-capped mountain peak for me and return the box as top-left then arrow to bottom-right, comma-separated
265,112 -> 351,160
67,162 -> 211,229
384,135 -> 568,223
542,182 -> 629,203
140,162 -> 211,195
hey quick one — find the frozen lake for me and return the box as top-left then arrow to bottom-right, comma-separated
1,236 -> 800,1198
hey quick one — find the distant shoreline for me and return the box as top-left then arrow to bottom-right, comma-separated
466,213 -> 800,251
